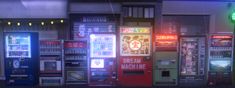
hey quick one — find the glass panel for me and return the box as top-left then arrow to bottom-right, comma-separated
144,8 -> 150,18
149,8 -> 154,18
5,34 -> 31,58
138,7 -> 143,18
133,7 -> 138,18
90,34 -> 116,58
128,7 -> 132,17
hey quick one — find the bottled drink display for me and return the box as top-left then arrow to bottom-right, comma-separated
208,34 -> 233,85
39,40 -> 63,86
64,41 -> 88,84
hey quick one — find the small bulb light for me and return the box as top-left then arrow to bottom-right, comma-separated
7,22 -> 11,25
50,21 -> 54,24
41,22 -> 44,26
17,22 -> 20,26
60,20 -> 64,23
29,22 -> 32,26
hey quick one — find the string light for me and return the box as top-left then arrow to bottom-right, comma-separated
41,22 -> 44,26
50,21 -> 54,24
17,22 -> 20,26
7,22 -> 11,26
60,20 -> 64,23
29,22 -> 32,26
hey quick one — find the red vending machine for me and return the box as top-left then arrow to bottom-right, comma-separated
208,34 -> 233,85
118,27 -> 152,87
39,40 -> 63,86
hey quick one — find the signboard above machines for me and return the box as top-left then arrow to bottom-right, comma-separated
73,23 -> 116,39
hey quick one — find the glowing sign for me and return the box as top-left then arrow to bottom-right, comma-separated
155,34 -> 177,50
129,40 -> 142,50
156,35 -> 177,40
120,27 -> 150,33
5,34 -> 31,58
211,35 -> 233,47
90,34 -> 116,58
91,59 -> 104,68
212,35 -> 232,39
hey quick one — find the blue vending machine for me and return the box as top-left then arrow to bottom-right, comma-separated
4,32 -> 39,85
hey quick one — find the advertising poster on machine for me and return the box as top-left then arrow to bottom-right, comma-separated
118,27 -> 152,87
179,37 -> 206,86
89,34 -> 116,86
208,34 -> 233,85
4,32 -> 39,85
90,34 -> 116,58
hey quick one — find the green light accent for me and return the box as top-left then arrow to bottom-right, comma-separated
231,12 -> 235,21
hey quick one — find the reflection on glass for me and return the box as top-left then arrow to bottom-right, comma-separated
210,60 -> 231,72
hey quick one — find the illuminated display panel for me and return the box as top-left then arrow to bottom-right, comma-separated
209,60 -> 231,72
120,27 -> 150,34
156,35 -> 177,40
91,59 -> 104,68
211,35 -> 233,47
73,23 -> 116,39
120,27 -> 151,56
90,34 -> 116,58
155,34 -> 178,50
5,34 -> 31,58
212,35 -> 232,39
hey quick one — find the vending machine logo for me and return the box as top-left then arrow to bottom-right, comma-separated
121,58 -> 146,70
91,59 -> 104,68
129,40 -> 142,50
13,60 -> 20,68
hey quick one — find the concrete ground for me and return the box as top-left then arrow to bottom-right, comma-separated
0,81 -> 235,88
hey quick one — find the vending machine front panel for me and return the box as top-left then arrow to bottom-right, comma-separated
89,34 -> 116,86
154,34 -> 178,86
39,40 -> 63,86
118,27 -> 152,87
64,41 -> 88,84
4,32 -> 39,86
179,37 -> 206,86
208,34 -> 233,85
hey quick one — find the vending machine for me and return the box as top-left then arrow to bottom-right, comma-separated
208,34 -> 233,85
39,40 -> 63,86
4,32 -> 39,85
118,27 -> 152,87
89,34 -> 116,86
64,41 -> 88,84
72,15 -> 118,86
179,37 -> 206,86
153,34 -> 178,86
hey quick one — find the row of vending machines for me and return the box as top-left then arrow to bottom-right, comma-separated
154,33 -> 234,86
3,29 -> 235,87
